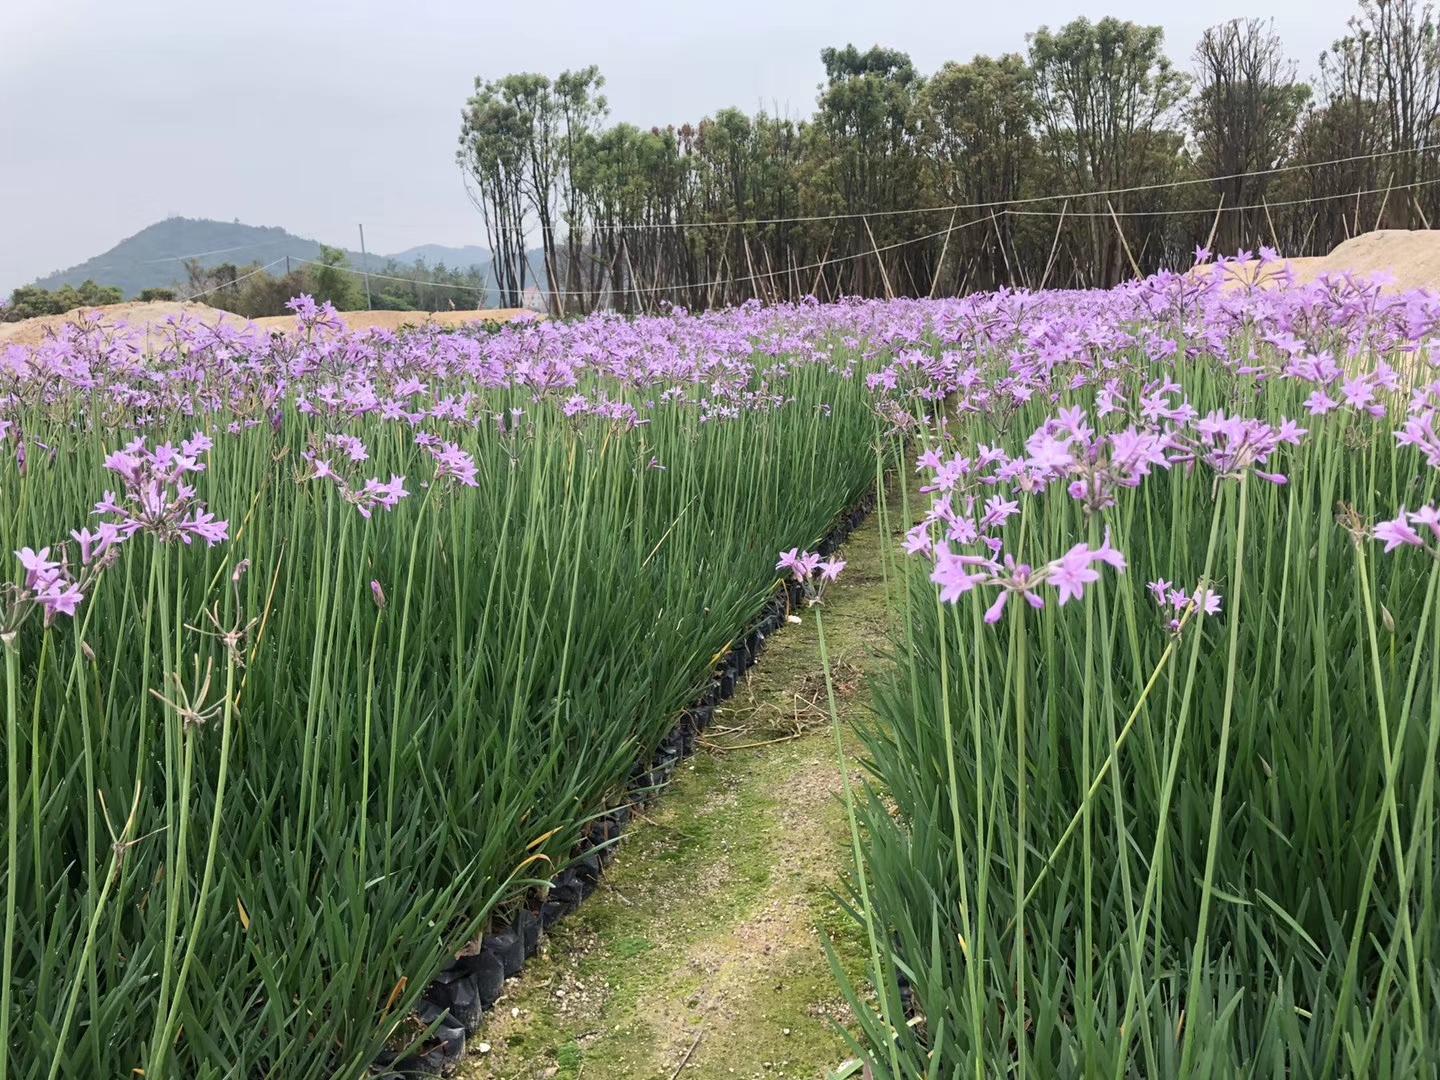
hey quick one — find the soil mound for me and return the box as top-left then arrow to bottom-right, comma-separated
0,302 -> 538,347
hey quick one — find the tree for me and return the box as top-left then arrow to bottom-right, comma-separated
1323,0 -> 1440,229
918,54 -> 1039,289
814,45 -> 924,295
307,246 -> 359,310
1189,20 -> 1310,253
2,280 -> 123,321
458,82 -> 531,307
1029,17 -> 1189,284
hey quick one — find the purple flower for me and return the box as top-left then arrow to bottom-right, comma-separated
930,548 -> 990,603
430,442 -> 479,488
1376,511 -> 1426,552
1048,543 -> 1102,606
1411,505 -> 1440,541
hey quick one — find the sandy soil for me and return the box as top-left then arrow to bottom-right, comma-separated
1205,229 -> 1440,293
250,308 -> 537,334
0,302 -> 537,347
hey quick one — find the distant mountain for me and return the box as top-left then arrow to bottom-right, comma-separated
29,218 -> 494,299
385,243 -> 493,270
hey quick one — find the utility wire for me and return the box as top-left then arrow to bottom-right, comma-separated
182,259 -> 289,302
286,257 -> 488,293
1007,175 -> 1440,217
174,170 -> 1436,307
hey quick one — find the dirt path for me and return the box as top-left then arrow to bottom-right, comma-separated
458,489 -> 901,1080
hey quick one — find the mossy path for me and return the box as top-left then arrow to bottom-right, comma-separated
459,491 -> 901,1080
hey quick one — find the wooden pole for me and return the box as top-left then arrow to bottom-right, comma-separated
621,234 -> 643,314
710,253 -> 731,310
1106,199 -> 1142,280
1038,200 -> 1069,292
741,232 -> 763,303
1262,198 -> 1281,253
929,209 -> 959,299
762,243 -> 781,304
357,224 -> 373,311
1374,170 -> 1397,232
1203,193 -> 1226,256
811,236 -> 834,298
989,211 -> 1016,288
1414,194 -> 1433,230
863,216 -> 895,300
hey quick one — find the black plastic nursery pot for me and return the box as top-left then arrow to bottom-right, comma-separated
382,490 -> 876,1076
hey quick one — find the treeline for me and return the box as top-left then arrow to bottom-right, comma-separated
182,248 -> 488,318
2,281 -> 125,322
2,250 -> 490,323
459,1 -> 1440,312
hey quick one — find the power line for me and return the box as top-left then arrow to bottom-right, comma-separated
286,256 -> 488,293
182,259 -> 289,301
172,170 -> 1435,310
528,174 -> 1440,300
1006,175 -> 1440,217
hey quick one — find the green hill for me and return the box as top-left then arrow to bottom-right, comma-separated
30,218 -> 496,299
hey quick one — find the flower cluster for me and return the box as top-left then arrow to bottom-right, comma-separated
94,434 -> 229,546
930,534 -> 1127,624
300,434 -> 411,518
1375,506 -> 1440,557
777,546 -> 845,607
1148,578 -> 1224,634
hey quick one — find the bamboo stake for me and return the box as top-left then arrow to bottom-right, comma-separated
1038,199 -> 1069,292
1203,193 -> 1226,256
1374,170 -> 1396,232
711,253 -> 732,309
1262,198 -> 1281,253
990,211 -> 1016,288
863,216 -> 895,300
929,209 -> 959,299
741,233 -> 763,303
811,237 -> 834,298
1414,195 -> 1433,230
649,227 -> 666,307
1106,199 -> 1142,280
1300,214 -> 1318,256
711,226 -> 734,309
620,234 -> 643,314
762,243 -> 781,305
957,255 -> 974,297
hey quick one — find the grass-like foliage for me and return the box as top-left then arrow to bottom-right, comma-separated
837,259 -> 1440,1076
0,300 -> 887,1077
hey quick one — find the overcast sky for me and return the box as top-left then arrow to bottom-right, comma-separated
2,0 -> 1355,293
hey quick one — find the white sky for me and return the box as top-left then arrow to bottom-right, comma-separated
1,0 -> 1354,293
